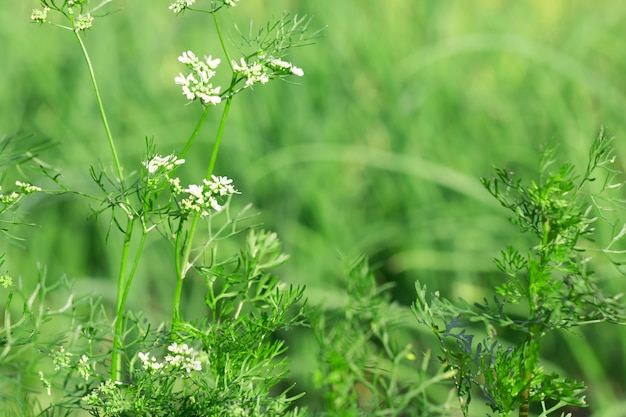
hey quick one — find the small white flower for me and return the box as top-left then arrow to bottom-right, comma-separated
77,354 -> 93,381
178,50 -> 198,65
176,51 -> 222,105
170,177 -> 183,193
169,0 -> 196,13
223,0 -> 239,6
74,13 -> 94,31
38,372 -> 51,396
50,346 -> 73,371
15,181 -> 41,194
31,7 -> 50,23
208,196 -> 223,212
268,58 -> 292,70
267,57 -> 304,77
199,93 -> 222,105
233,58 -> 269,87
185,184 -> 204,198
0,275 -> 13,288
0,191 -> 20,205
165,342 -> 202,374
204,55 -> 221,69
290,66 -> 304,77
143,155 -> 185,175
204,175 -> 239,196
138,351 -> 165,373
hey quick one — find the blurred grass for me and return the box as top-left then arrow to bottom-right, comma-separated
3,0 -> 626,414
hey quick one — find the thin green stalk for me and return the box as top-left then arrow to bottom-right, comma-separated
181,105 -> 211,159
109,221 -> 147,381
205,97 -> 232,179
172,213 -> 201,323
172,95 -> 233,324
73,31 -> 124,184
170,9 -> 235,329
110,218 -> 135,381
74,30 -> 144,382
118,229 -> 148,324
213,11 -> 234,71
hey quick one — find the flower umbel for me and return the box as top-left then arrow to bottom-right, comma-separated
233,58 -> 269,87
16,181 -> 42,194
74,13 -> 94,31
137,342 -> 203,376
143,154 -> 185,175
175,50 -> 222,105
50,346 -> 73,371
169,0 -> 196,14
233,55 -> 304,90
31,7 -> 50,23
0,275 -> 13,288
173,175 -> 239,217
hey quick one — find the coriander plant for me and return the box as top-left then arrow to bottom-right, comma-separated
10,0 -> 318,415
414,129 -> 626,416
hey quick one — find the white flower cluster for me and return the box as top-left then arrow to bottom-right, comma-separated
175,50 -> 222,105
16,180 -> 42,194
39,371 -> 52,396
82,379 -> 126,411
223,0 -> 240,7
268,57 -> 304,77
0,181 -> 42,205
232,55 -> 304,88
137,342 -> 203,376
49,346 -> 92,381
73,12 -> 94,31
0,274 -> 13,289
31,7 -> 50,23
143,154 -> 185,175
169,0 -> 195,14
232,58 -> 269,87
176,175 -> 239,217
51,346 -> 74,371
30,3 -> 93,31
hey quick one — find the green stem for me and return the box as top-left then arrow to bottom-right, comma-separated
73,31 -> 124,184
181,105 -> 211,159
118,229 -> 147,322
206,97 -> 232,179
172,213 -> 201,323
213,12 -> 234,71
110,218 -> 135,381
171,9 -> 234,330
172,96 -> 233,324
74,32 -> 137,381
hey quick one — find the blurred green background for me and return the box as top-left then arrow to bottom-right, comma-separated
3,0 -> 626,415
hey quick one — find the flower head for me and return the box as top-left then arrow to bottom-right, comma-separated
267,57 -> 304,77
31,7 -> 50,23
74,13 -> 94,31
143,154 -> 185,175
138,351 -> 166,374
0,275 -> 13,289
233,58 -> 269,87
232,55 -> 304,91
15,181 -> 42,194
175,175 -> 239,217
175,51 -> 222,105
50,346 -> 73,371
169,0 -> 196,13
77,354 -> 93,380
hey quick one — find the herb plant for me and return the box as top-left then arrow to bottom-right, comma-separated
2,1 -> 315,415
4,1 -> 625,416
414,129 -> 626,416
